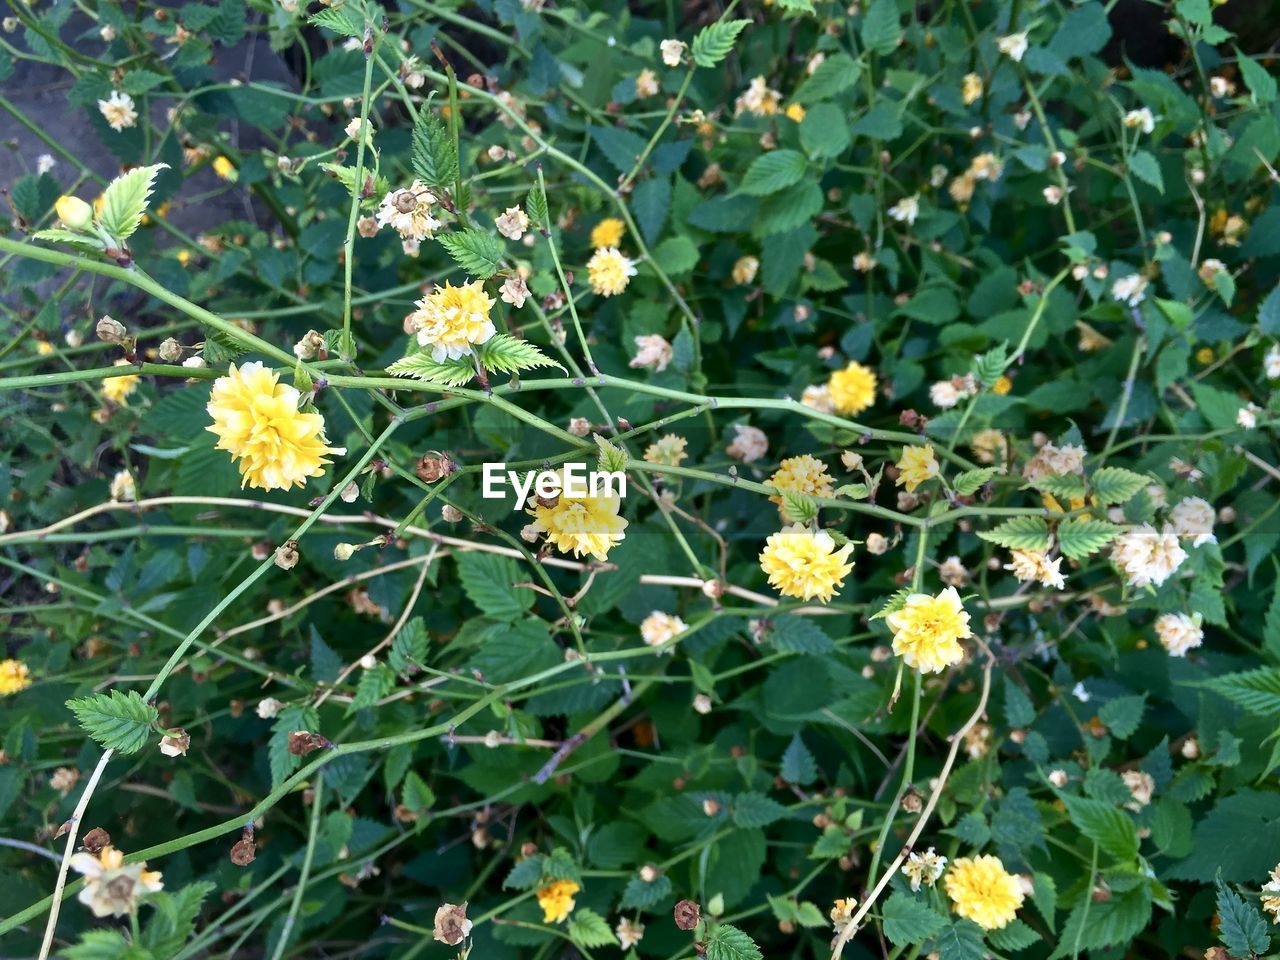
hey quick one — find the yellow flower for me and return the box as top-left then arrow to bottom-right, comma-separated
177,249 -> 192,266
0,659 -> 32,696
732,255 -> 760,286
886,586 -> 972,673
212,156 -> 237,180
759,523 -> 855,603
961,72 -> 983,106
992,375 -> 1012,395
536,880 -> 580,924
590,217 -> 625,249
1195,346 -> 1214,365
587,247 -> 637,297
828,361 -> 877,415
785,103 -> 806,122
527,472 -> 628,561
101,359 -> 140,405
895,445 -> 938,493
943,855 -> 1024,930
407,280 -> 497,361
767,454 -> 834,514
206,361 -> 342,492
643,434 -> 688,468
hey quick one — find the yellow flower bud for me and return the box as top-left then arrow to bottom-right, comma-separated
55,195 -> 94,230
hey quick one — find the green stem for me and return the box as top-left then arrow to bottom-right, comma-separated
268,772 -> 325,960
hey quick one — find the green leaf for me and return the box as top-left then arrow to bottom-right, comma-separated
1003,675 -> 1036,727
690,19 -> 751,68
1203,667 -> 1280,715
767,615 -> 834,653
121,69 -> 166,95
705,923 -> 763,960
411,107 -> 459,189
1031,473 -> 1087,501
526,184 -> 549,227
777,488 -> 818,525
402,770 -> 436,811
978,516 -> 1051,552
781,734 -> 817,785
437,229 -> 506,279
883,892 -> 947,946
794,53 -> 861,104
349,662 -> 395,713
987,919 -> 1041,952
308,4 -> 364,37
476,334 -> 563,377
1256,283 -> 1280,334
389,616 -> 429,672
799,104 -> 852,159
954,467 -> 999,496
1128,150 -> 1164,194
1089,466 -> 1149,505
61,929 -> 134,960
1098,694 -> 1145,738
141,882 -> 216,956
66,689 -> 159,755
97,164 -> 168,242
731,792 -> 789,828
1238,49 -> 1277,105
386,350 -> 476,387
568,908 -> 618,948
1057,518 -> 1121,560
860,0 -> 902,54
652,235 -> 700,275
620,872 -> 673,910
1216,878 -> 1271,956
455,551 -> 533,622
737,150 -> 808,196
934,919 -> 985,960
1062,796 -> 1138,862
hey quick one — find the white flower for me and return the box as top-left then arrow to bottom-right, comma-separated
1111,273 -> 1148,307
997,32 -> 1028,62
500,275 -> 530,309
888,195 -> 920,226
726,423 -> 768,463
901,848 -> 947,891
1048,769 -> 1069,788
660,38 -> 686,67
1168,496 -> 1215,547
1238,402 -> 1261,429
1043,185 -> 1065,205
640,611 -> 687,650
256,697 -> 285,719
635,68 -> 659,98
344,116 -> 373,140
629,334 -> 673,373
159,730 -> 190,757
1266,345 -> 1280,379
494,206 -> 530,240
801,384 -> 835,413
938,556 -> 969,587
930,380 -> 961,409
616,918 -> 645,949
1155,612 -> 1203,657
1122,770 -> 1155,811
1123,108 -> 1156,134
1109,523 -> 1187,589
36,154 -> 56,175
97,91 -> 138,131
1071,682 -> 1090,703
735,75 -> 781,117
71,847 -> 163,917
1022,441 -> 1086,481
109,470 -> 136,502
1004,550 -> 1066,589
376,182 -> 442,241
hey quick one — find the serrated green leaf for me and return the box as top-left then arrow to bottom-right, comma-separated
1216,878 -> 1271,956
526,184 -> 548,227
777,489 -> 818,525
794,52 -> 860,104
568,908 -> 618,948
402,770 -> 435,811
308,4 -> 364,37
1090,466 -> 1149,505
954,467 -> 999,496
438,229 -> 506,278
883,892 -> 947,946
66,689 -> 159,755
1203,667 -> 1280,715
1063,795 -> 1138,862
97,164 -> 168,242
737,150 -> 808,196
620,872 -> 672,910
1057,518 -> 1121,560
781,734 -> 817,785
1031,473 -> 1087,501
1128,150 -> 1164,194
1098,694 -> 1145,738
476,334 -> 562,378
731,792 -> 789,828
705,923 -> 762,960
691,19 -> 751,68
978,516 -> 1051,551
385,350 -> 476,387
455,551 -> 533,622
861,0 -> 902,55
141,881 -> 216,956
410,106 -> 459,189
